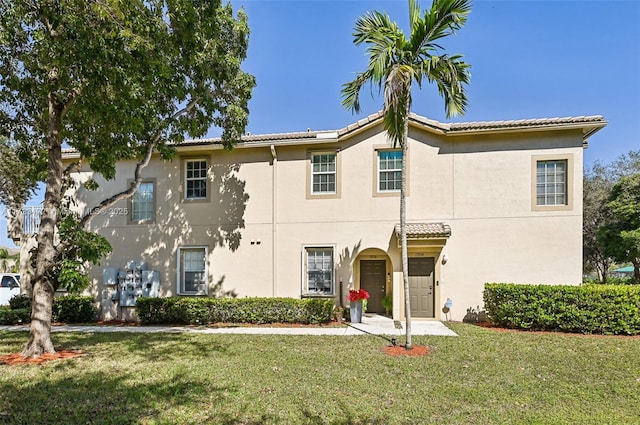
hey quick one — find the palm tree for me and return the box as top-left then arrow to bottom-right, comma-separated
341,0 -> 471,349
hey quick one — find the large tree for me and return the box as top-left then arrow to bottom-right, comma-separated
598,173 -> 640,283
583,162 -> 615,281
583,150 -> 640,282
0,0 -> 254,357
341,0 -> 470,349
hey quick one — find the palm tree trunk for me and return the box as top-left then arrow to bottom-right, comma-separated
401,103 -> 412,350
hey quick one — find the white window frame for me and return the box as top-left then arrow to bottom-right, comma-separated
301,245 -> 336,297
176,246 -> 208,295
184,159 -> 208,200
311,152 -> 337,194
377,150 -> 402,192
531,155 -> 573,211
536,160 -> 567,206
130,180 -> 155,224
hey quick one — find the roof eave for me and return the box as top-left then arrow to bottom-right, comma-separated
448,121 -> 607,139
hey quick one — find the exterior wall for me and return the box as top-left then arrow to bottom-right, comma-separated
70,123 -> 585,321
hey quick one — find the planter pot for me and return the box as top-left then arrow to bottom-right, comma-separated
350,301 -> 363,323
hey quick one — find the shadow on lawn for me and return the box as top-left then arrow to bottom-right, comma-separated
302,408 -> 389,425
0,332 -> 393,424
0,371 -> 236,424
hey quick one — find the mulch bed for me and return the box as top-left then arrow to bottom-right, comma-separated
383,344 -> 430,357
0,350 -> 82,366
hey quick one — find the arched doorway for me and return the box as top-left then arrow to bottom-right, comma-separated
355,248 -> 392,315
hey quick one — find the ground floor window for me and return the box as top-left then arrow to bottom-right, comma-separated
303,246 -> 334,296
177,246 -> 207,295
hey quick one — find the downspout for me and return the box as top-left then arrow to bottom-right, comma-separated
270,144 -> 278,297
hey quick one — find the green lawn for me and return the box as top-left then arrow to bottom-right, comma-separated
1,323 -> 639,424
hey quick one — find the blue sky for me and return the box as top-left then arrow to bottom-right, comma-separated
1,0 -> 639,248
228,0 -> 639,164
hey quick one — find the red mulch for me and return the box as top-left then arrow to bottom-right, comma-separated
0,350 -> 82,366
383,344 -> 430,357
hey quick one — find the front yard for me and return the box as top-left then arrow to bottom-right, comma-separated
1,323 -> 639,424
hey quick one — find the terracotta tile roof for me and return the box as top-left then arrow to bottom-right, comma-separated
187,130 -> 322,145
60,112 -> 606,157
446,115 -> 606,134
395,223 -> 452,239
339,111 -> 606,138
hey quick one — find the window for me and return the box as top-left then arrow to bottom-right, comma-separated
177,247 -> 207,295
311,153 -> 336,194
185,159 -> 208,200
303,247 -> 334,296
378,150 -> 402,192
1,275 -> 18,288
131,181 -> 154,223
536,160 -> 567,206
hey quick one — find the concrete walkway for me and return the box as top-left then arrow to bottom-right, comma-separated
0,314 -> 457,337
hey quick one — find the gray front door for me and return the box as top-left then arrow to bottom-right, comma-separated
359,260 -> 386,313
408,257 -> 435,317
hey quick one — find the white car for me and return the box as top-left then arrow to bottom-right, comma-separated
0,273 -> 20,305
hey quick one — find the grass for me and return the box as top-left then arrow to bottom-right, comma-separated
1,323 -> 639,424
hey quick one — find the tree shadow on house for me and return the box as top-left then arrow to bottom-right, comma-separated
335,241 -> 362,306
87,162 -> 249,299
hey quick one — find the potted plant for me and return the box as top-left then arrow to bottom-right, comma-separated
382,294 -> 392,316
334,305 -> 345,323
347,289 -> 369,323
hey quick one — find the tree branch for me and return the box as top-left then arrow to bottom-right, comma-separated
79,97 -> 200,229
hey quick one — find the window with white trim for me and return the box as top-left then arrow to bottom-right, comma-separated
536,160 -> 567,206
303,247 -> 334,296
185,159 -> 208,200
131,181 -> 154,223
378,150 -> 402,192
311,153 -> 336,194
178,247 -> 207,295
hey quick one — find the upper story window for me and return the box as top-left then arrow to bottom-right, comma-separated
131,181 -> 155,223
303,246 -> 334,296
536,160 -> 567,206
311,153 -> 336,194
378,150 -> 402,192
307,150 -> 340,199
185,159 -> 208,200
531,155 -> 573,211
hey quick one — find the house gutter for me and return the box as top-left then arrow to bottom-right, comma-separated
270,144 -> 278,297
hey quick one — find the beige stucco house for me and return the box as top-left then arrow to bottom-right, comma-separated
51,111 -> 606,321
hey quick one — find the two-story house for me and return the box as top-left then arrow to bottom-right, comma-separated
55,111 -> 605,321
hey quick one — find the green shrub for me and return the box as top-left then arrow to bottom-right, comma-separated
583,276 -> 637,286
0,306 -> 31,325
51,295 -> 97,323
484,283 -> 640,335
9,294 -> 31,310
136,297 -> 335,325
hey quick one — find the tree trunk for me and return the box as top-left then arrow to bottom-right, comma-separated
401,103 -> 412,350
633,258 -> 640,284
21,95 -> 64,358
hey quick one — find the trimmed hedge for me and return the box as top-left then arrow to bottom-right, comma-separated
0,307 -> 31,325
52,295 -> 97,323
484,283 -> 640,335
0,295 -> 97,325
136,297 -> 335,325
9,294 -> 31,310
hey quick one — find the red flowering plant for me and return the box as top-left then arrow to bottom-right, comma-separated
347,289 -> 370,303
